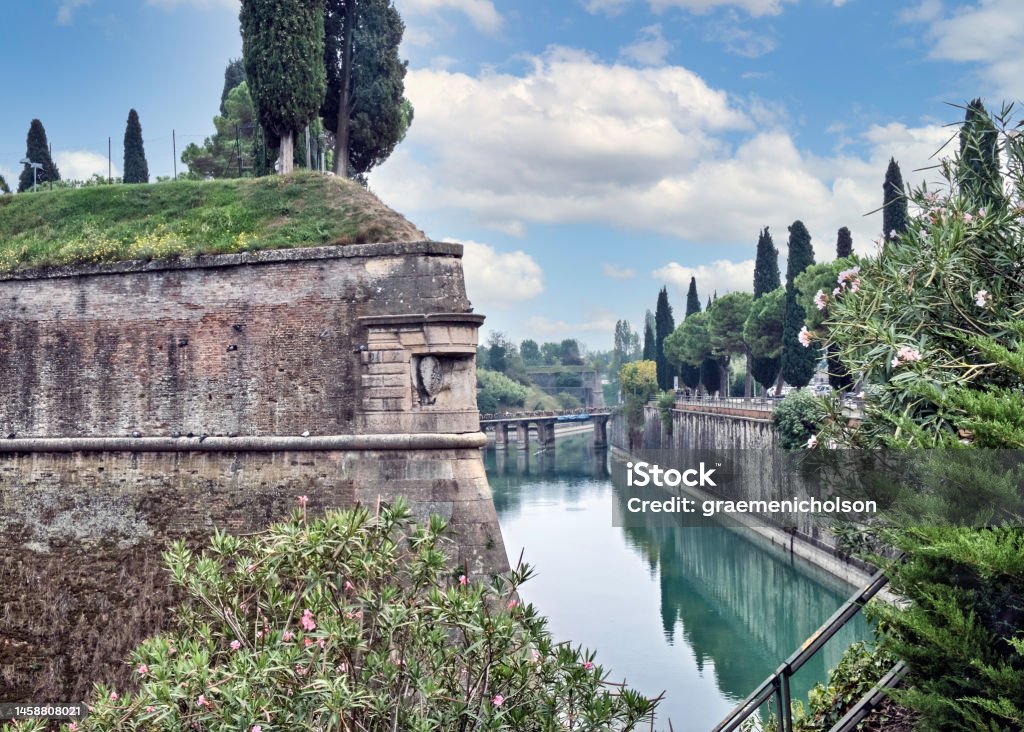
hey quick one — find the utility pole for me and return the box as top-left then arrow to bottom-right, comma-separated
172,130 -> 178,180
108,137 -> 112,183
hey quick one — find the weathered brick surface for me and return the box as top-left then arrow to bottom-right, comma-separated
0,241 -> 509,702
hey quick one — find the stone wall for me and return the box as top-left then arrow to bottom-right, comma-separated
0,241 -> 508,701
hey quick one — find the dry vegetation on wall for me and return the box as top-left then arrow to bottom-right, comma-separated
0,172 -> 425,272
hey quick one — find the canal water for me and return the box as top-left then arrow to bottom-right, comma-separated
486,432 -> 871,731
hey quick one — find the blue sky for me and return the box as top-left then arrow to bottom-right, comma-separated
2,0 -> 1022,351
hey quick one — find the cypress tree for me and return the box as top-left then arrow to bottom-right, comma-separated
123,109 -> 149,184
959,98 -> 1003,211
752,227 -> 781,297
751,226 -> 782,392
680,277 -> 702,389
836,226 -> 853,258
654,287 -> 675,391
221,59 -> 247,115
322,0 -> 412,177
642,321 -> 656,362
240,0 -> 326,174
18,119 -> 60,192
882,158 -> 908,243
685,276 -> 701,317
780,220 -> 817,388
0,175 -> 9,194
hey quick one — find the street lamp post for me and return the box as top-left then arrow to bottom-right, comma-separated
19,158 -> 43,192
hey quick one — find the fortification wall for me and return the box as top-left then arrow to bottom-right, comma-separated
0,241 -> 507,701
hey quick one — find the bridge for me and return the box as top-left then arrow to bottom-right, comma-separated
479,408 -> 612,450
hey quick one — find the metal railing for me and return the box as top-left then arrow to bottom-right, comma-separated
479,408 -> 611,421
712,568 -> 894,732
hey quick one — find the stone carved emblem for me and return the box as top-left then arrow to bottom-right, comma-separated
416,355 -> 445,404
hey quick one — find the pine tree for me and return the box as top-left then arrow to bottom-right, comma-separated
122,109 -> 149,184
780,220 -> 817,388
322,0 -> 412,177
240,0 -> 326,174
18,119 -> 60,192
836,226 -> 853,258
680,277 -> 702,389
0,175 -> 9,194
959,98 -> 1003,211
654,287 -> 675,391
883,158 -> 908,243
750,227 -> 782,391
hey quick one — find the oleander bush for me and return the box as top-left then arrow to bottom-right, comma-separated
6,498 -> 656,732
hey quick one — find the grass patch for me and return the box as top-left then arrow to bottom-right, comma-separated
0,172 -> 423,272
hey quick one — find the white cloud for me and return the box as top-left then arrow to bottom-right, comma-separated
603,263 -> 638,280
908,0 -> 1024,98
653,259 -> 755,300
54,150 -> 119,181
524,315 -> 619,337
621,24 -> 673,66
56,0 -> 91,25
583,0 -> 632,15
704,13 -> 778,57
456,239 -> 544,309
371,47 -> 954,259
398,0 -> 502,33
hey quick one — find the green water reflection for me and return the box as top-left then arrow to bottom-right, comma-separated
487,433 -> 871,731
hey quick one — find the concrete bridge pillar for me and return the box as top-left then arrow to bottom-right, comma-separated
541,421 -> 556,448
515,421 -> 530,451
495,423 -> 509,449
593,415 -> 609,448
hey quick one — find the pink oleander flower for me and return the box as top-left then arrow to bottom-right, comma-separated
584,661 -> 594,670
530,648 -> 540,663
256,630 -> 263,639
304,637 -> 313,648
963,211 -> 974,223
137,663 -> 148,675
975,289 -> 991,307
230,640 -> 241,650
507,599 -> 519,609
318,638 -> 326,649
145,706 -> 155,713
814,289 -> 828,311
197,694 -> 210,708
798,326 -> 813,348
889,229 -> 897,239
110,692 -> 119,702
296,664 -> 308,676
300,609 -> 316,631
69,723 -> 78,731
806,435 -> 818,449
492,694 -> 505,707
283,630 -> 294,642
252,727 -> 262,732
246,563 -> 256,574
344,580 -> 355,591
459,574 -> 468,586
832,286 -> 842,296
837,266 -> 861,286
892,346 -> 923,368
298,495 -> 308,507
979,207 -> 987,218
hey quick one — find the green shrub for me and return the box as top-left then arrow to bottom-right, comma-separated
476,368 -> 529,413
23,499 -> 655,732
771,390 -> 825,449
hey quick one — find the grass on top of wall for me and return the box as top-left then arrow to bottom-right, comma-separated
0,172 -> 424,272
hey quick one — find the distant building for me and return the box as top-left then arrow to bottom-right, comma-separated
526,365 -> 605,409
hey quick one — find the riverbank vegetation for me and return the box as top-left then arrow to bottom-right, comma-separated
4,500 -> 657,732
803,101 -> 1024,730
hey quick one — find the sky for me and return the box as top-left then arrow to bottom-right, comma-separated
3,0 -> 1024,351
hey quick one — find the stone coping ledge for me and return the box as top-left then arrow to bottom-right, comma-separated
0,240 -> 462,282
0,432 -> 488,453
